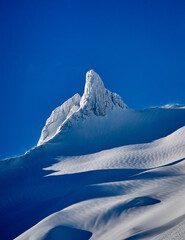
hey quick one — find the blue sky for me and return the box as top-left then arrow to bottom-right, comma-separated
0,0 -> 185,159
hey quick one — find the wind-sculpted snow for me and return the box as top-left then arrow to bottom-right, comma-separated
1,70 -> 185,240
0,125 -> 184,240
38,70 -> 127,146
15,127 -> 185,240
44,126 -> 185,175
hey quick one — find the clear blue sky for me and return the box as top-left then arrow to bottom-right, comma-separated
0,0 -> 185,159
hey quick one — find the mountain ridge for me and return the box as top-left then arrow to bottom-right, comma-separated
38,70 -> 127,146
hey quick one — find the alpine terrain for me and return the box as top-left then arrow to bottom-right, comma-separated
1,70 -> 185,240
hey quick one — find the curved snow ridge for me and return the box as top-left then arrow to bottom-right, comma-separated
44,126 -> 185,176
38,70 -> 127,146
16,163 -> 185,240
12,126 -> 185,240
14,193 -> 161,240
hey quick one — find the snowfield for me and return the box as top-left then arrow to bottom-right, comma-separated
1,70 -> 185,240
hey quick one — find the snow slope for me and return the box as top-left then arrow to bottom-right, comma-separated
38,93 -> 81,145
44,126 -> 185,175
14,127 -> 185,240
1,70 -> 185,240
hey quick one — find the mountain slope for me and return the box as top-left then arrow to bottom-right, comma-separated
38,93 -> 81,145
34,71 -> 185,156
15,126 -> 185,240
0,70 -> 185,240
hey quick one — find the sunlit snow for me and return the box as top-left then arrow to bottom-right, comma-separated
1,70 -> 185,240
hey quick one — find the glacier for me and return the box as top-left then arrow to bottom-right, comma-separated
1,70 -> 185,240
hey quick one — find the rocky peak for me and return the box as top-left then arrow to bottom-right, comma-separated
80,69 -> 127,116
38,70 -> 128,146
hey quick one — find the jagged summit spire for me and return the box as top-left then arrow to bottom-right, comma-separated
86,69 -> 104,86
37,70 -> 128,146
84,69 -> 105,96
80,69 -> 127,116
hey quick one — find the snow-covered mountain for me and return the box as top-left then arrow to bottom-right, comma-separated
38,70 -> 127,146
35,70 -> 185,156
1,70 -> 185,240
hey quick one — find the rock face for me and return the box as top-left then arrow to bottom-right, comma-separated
37,70 -> 127,146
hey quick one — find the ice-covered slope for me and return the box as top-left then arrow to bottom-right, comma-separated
38,93 -> 81,145
1,70 -> 185,240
